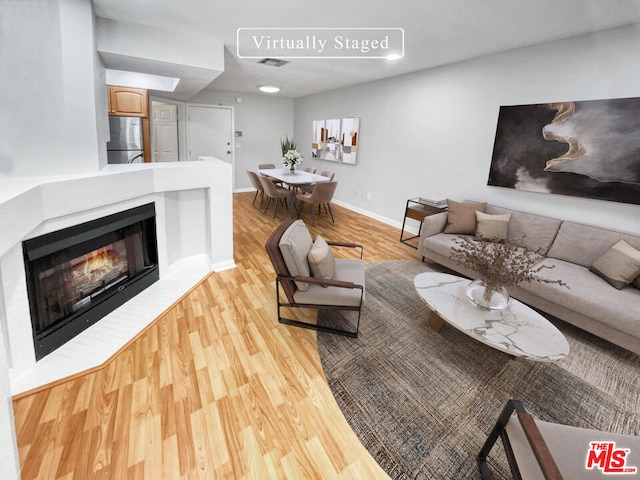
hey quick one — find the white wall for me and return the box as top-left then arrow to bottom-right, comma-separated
0,0 -> 106,178
188,90 -> 294,191
0,275 -> 19,479
294,24 -> 640,234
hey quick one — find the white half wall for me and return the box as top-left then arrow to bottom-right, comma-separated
294,24 -> 640,234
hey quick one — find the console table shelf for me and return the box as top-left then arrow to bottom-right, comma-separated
400,198 -> 447,248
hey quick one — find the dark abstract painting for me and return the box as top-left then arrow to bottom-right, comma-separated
488,97 -> 640,205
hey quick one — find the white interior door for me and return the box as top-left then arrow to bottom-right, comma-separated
152,103 -> 179,162
187,105 -> 233,164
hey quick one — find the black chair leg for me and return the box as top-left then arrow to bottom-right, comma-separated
327,203 -> 335,223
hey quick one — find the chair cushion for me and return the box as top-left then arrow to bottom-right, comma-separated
505,414 -> 640,479
443,199 -> 486,234
279,220 -> 313,291
589,239 -> 640,289
294,259 -> 365,307
308,235 -> 335,285
475,211 -> 511,241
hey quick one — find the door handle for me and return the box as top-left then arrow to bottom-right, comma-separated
227,151 -> 231,154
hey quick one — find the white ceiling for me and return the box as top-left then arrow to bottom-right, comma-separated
92,0 -> 640,99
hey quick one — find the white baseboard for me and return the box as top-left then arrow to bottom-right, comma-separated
332,199 -> 420,236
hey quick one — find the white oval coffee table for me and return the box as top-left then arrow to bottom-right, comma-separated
414,272 -> 570,362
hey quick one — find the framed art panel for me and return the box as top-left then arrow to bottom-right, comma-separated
311,117 -> 361,164
488,97 -> 640,205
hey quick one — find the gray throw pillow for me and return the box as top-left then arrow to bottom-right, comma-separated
589,239 -> 640,289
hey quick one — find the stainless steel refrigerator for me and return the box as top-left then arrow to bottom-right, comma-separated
107,116 -> 144,164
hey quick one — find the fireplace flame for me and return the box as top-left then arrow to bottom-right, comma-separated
83,247 -> 118,282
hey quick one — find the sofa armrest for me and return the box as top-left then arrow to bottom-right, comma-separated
420,212 -> 448,239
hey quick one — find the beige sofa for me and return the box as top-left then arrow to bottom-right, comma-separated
417,203 -> 640,356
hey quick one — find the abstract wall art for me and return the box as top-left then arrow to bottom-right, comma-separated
488,97 -> 640,205
312,117 -> 360,164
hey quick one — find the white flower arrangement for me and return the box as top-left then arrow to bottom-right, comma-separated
282,149 -> 303,167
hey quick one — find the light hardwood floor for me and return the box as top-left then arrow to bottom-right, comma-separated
13,191 -> 420,479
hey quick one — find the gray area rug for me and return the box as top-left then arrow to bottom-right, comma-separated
317,260 -> 640,479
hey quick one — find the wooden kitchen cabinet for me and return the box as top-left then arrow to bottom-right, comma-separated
108,86 -> 149,117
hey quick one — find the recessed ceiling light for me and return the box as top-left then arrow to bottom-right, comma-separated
386,53 -> 403,61
258,85 -> 280,93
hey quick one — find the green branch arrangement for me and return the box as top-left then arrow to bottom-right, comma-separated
280,135 -> 297,156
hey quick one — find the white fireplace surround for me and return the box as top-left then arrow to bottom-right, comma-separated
0,158 -> 234,395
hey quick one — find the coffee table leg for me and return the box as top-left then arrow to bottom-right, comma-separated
429,311 -> 445,331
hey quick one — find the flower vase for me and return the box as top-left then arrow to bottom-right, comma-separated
289,165 -> 295,174
465,279 -> 510,311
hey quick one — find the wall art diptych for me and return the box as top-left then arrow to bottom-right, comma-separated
312,117 -> 360,164
488,97 -> 640,205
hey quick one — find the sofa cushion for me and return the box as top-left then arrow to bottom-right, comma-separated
589,239 -> 640,289
443,199 -> 486,234
521,258 -> 640,338
547,221 -> 640,268
475,211 -> 511,241
279,219 -> 313,291
308,235 -> 335,285
484,205 -> 562,255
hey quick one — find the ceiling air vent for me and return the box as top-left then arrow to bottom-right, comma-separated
257,58 -> 289,67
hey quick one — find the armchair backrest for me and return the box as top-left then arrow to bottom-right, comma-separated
265,218 -> 297,303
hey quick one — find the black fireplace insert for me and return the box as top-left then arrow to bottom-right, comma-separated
23,203 -> 159,360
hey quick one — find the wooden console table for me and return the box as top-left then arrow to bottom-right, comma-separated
400,198 -> 447,248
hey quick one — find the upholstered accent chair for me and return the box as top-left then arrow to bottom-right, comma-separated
296,181 -> 338,226
246,170 -> 265,208
258,175 -> 290,218
265,218 -> 365,336
479,399 -> 640,479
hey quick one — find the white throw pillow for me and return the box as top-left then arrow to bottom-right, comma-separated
308,235 -> 335,286
475,211 -> 511,241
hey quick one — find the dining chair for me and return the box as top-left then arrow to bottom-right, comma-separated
258,175 -> 290,218
303,167 -> 317,174
300,170 -> 335,194
246,170 -> 265,209
296,181 -> 338,226
258,163 -> 284,187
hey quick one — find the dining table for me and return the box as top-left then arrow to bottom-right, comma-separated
258,168 -> 332,217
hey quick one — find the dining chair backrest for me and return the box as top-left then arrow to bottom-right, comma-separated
319,170 -> 335,181
258,174 -> 287,197
304,167 -> 317,174
246,170 -> 264,191
258,163 -> 276,170
308,181 -> 337,204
